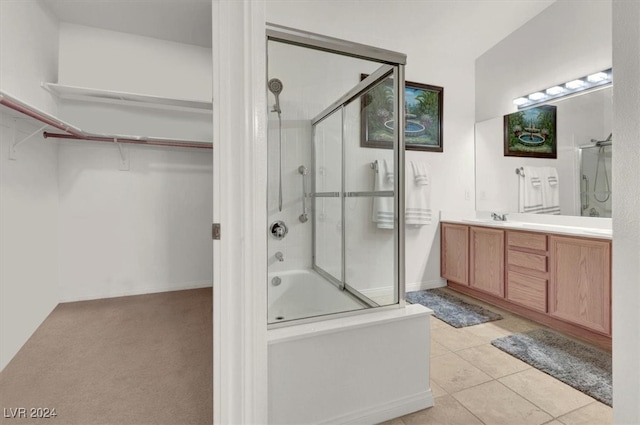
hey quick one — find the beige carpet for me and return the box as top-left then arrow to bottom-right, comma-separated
0,288 -> 213,425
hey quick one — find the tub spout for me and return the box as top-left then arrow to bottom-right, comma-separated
275,251 -> 284,262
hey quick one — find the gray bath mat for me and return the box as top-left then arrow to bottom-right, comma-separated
491,328 -> 612,406
406,288 -> 503,328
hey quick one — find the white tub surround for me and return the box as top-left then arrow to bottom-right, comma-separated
440,210 -> 612,239
268,270 -> 364,324
268,304 -> 433,424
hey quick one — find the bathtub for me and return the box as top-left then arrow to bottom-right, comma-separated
268,269 -> 364,324
267,270 -> 434,424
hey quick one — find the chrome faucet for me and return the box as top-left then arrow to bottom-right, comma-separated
275,251 -> 284,262
491,212 -> 507,221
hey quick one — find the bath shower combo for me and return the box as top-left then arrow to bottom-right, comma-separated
265,23 -> 432,425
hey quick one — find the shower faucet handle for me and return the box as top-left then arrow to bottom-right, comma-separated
270,220 -> 288,240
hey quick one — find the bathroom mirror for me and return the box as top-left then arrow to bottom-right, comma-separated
475,86 -> 612,217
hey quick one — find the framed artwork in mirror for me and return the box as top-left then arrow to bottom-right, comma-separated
504,105 -> 557,158
360,74 -> 443,152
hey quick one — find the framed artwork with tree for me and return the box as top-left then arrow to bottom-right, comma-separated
504,105 -> 557,158
360,74 -> 443,152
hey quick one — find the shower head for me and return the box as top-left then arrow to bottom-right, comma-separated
592,133 -> 613,146
268,78 -> 283,114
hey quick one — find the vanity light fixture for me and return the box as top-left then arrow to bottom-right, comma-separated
528,92 -> 546,101
513,68 -> 612,109
565,79 -> 585,89
513,97 -> 529,106
546,86 -> 565,95
587,71 -> 608,82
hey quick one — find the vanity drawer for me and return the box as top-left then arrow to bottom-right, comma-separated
508,249 -> 547,273
507,231 -> 547,252
507,271 -> 547,313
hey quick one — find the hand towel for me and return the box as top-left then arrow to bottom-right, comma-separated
372,159 -> 394,229
412,161 -> 430,185
520,166 -> 543,213
406,161 -> 432,226
541,166 -> 560,214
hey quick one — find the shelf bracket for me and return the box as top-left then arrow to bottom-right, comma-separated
9,119 -> 48,160
114,138 -> 130,171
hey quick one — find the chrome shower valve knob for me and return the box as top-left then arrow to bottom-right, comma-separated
270,220 -> 288,240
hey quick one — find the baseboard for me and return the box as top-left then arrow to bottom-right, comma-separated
406,278 -> 446,293
318,390 -> 434,425
58,280 -> 213,303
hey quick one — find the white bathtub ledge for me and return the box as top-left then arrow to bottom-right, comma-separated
268,303 -> 432,344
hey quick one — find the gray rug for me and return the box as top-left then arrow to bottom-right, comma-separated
492,328 -> 612,406
406,288 -> 503,328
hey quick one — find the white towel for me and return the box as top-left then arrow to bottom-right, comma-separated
540,167 -> 560,214
519,166 -> 543,213
519,166 -> 560,214
412,161 -> 430,185
406,161 -> 431,226
372,159 -> 394,229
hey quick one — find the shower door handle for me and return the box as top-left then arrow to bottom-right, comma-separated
581,174 -> 589,211
298,165 -> 308,223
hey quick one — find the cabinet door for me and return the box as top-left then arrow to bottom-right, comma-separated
549,236 -> 611,334
470,227 -> 505,297
441,223 -> 469,285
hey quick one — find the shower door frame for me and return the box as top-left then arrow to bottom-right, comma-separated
577,142 -> 612,217
310,65 -> 404,308
266,23 -> 408,319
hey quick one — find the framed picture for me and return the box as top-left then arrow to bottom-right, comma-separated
504,105 -> 557,158
360,74 -> 443,152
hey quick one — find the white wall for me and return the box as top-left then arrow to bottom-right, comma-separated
0,1 -> 60,371
475,0 -> 612,122
612,1 -> 640,423
55,25 -> 213,301
58,23 -> 212,102
0,0 -> 59,113
0,113 -> 59,371
57,141 -> 213,301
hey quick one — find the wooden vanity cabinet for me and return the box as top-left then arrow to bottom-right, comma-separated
441,223 -> 469,285
549,235 -> 611,335
440,222 -> 612,347
505,231 -> 548,313
470,227 -> 504,297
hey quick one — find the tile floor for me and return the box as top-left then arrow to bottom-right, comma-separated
382,289 -> 612,425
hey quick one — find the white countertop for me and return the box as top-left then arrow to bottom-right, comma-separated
441,211 -> 612,240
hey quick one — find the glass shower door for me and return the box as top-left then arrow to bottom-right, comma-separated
313,109 -> 343,287
343,76 -> 398,306
312,65 -> 402,307
579,144 -> 612,218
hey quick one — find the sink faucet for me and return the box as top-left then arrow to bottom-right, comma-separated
491,212 -> 507,221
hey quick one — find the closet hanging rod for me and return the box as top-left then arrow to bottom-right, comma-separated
0,91 -> 212,150
0,92 -> 84,136
42,132 -> 212,149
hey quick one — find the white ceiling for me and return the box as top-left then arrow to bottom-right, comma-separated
42,0 -> 213,48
